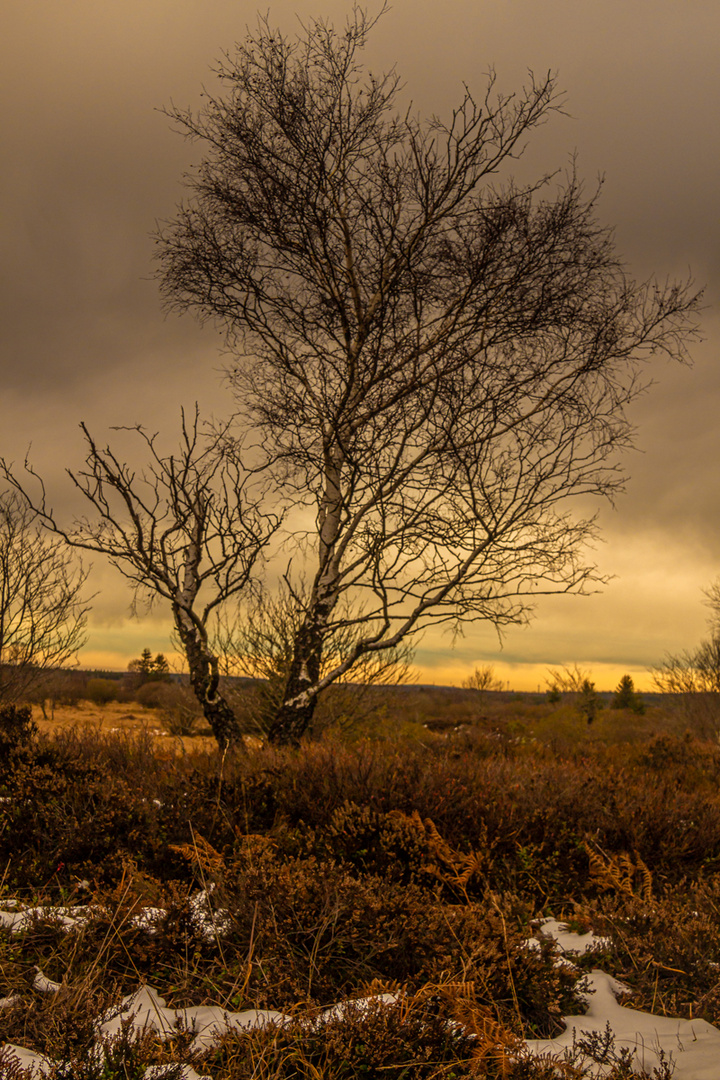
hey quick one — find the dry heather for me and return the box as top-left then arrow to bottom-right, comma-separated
1,703 -> 720,1077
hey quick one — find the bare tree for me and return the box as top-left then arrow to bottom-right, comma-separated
545,663 -> 591,697
703,578 -> 720,637
652,638 -> 720,739
156,9 -> 700,743
3,412 -> 279,748
213,579 -> 414,735
654,639 -> 720,695
0,489 -> 89,704
653,581 -> 720,738
461,664 -> 503,693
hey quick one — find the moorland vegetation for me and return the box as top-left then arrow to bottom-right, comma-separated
2,688 -> 720,1077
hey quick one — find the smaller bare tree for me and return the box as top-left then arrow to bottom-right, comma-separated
545,663 -> 591,697
653,640 -> 720,739
0,489 -> 89,705
3,411 -> 279,748
214,579 -> 414,735
652,579 -> 720,738
703,578 -> 720,637
544,663 -> 602,720
461,664 -> 504,693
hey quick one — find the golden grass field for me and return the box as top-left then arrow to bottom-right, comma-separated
31,699 -> 219,755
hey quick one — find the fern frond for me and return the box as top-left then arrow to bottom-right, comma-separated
169,834 -> 225,876
584,840 -> 653,902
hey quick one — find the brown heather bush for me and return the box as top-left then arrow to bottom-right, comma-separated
0,1003 -> 193,1080
567,873 -> 720,1028
0,703 -> 37,756
216,847 -> 582,1029
203,989 -> 502,1080
0,878 -> 581,1073
3,726 -> 720,898
222,737 -> 720,897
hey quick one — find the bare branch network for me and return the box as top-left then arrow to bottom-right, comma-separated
3,411 -> 280,747
3,8 -> 701,745
155,9 -> 700,741
0,490 -> 90,705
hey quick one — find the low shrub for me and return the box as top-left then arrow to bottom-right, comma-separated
209,990 -> 502,1079
5,725 -> 720,901
84,678 -> 123,705
0,702 -> 38,756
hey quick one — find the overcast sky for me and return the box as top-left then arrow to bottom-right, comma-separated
2,0 -> 719,689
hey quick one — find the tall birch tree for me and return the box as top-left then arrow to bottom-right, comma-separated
156,8 -> 700,743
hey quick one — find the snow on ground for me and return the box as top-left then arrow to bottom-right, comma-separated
528,917 -> 611,956
0,886 -> 230,941
2,903 -> 720,1078
523,920 -> 720,1078
525,968 -> 720,1079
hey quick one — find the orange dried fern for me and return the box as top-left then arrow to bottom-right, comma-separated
584,840 -> 653,903
169,833 -> 225,878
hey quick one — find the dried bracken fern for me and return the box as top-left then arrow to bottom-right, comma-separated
421,814 -> 491,898
169,833 -> 225,878
359,976 -> 404,998
584,841 -> 653,903
405,978 -> 523,1076
327,802 -> 492,897
233,832 -> 278,859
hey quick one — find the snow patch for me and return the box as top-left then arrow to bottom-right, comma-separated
0,887 -> 230,942
97,983 -> 292,1053
33,967 -> 62,993
531,917 -> 611,955
5,904 -> 720,1078
525,968 -> 720,1078
524,918 -> 720,1078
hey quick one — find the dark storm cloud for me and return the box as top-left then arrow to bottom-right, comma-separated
1,0 -> 718,677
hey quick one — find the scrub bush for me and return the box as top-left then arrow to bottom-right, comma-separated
0,703 -> 37,755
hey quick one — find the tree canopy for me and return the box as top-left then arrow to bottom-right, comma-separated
154,8 -> 700,742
